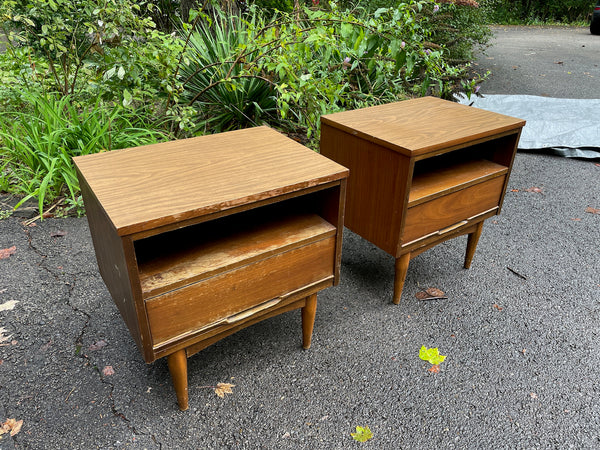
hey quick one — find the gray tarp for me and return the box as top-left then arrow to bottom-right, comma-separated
457,94 -> 600,159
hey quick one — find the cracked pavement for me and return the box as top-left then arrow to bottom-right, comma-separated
1,150 -> 599,448
1,25 -> 599,449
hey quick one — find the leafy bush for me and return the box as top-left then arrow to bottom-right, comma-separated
180,2 -> 487,145
480,0 -> 592,24
179,9 -> 279,133
0,0 -> 182,115
0,0 -> 491,213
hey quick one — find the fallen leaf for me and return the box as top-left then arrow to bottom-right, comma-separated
585,207 -> 600,215
493,303 -> 503,311
0,418 -> 23,437
0,300 -> 18,312
351,425 -> 374,442
89,339 -> 108,351
102,366 -> 115,376
214,382 -> 235,398
428,364 -> 441,373
525,187 -> 543,194
415,287 -> 446,300
419,346 -> 446,365
0,246 -> 16,260
50,230 -> 67,237
511,189 -> 519,192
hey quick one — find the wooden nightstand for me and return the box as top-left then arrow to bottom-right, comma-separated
74,126 -> 348,410
320,97 -> 525,304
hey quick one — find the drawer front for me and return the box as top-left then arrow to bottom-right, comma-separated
402,176 -> 505,244
146,236 -> 336,347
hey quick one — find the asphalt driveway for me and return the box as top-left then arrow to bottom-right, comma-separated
473,25 -> 600,98
0,26 -> 599,449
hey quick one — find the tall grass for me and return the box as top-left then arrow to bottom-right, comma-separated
0,93 -> 169,216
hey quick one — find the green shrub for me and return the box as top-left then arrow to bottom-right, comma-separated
179,2 -> 486,145
0,0 -> 183,117
179,9 -> 279,133
480,0 -> 592,24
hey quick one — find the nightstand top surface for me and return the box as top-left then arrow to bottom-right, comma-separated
321,97 -> 526,156
74,126 -> 348,236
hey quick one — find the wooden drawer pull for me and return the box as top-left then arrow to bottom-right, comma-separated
225,298 -> 282,324
438,221 -> 468,235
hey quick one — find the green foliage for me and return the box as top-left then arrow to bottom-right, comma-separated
0,93 -> 169,215
180,8 -> 279,133
419,346 -> 447,365
179,2 -> 485,145
0,0 -> 183,114
351,425 -> 374,442
251,0 -> 295,13
426,1 -> 492,63
0,0 -> 491,212
480,0 -> 592,24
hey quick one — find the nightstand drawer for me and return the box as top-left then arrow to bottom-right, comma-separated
146,236 -> 336,348
402,175 -> 505,244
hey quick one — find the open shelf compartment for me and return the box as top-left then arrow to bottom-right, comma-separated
135,205 -> 336,299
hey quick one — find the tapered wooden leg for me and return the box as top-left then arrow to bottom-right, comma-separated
167,349 -> 189,411
301,293 -> 318,350
464,221 -> 484,269
393,252 -> 411,305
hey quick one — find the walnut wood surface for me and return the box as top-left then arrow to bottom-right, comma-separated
137,213 -> 335,298
146,236 -> 336,347
409,159 -> 508,206
73,126 -> 348,236
320,96 -> 526,157
320,123 -> 409,255
402,176 -> 506,244
320,96 -> 525,303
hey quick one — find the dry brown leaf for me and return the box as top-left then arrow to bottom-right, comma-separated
416,287 -> 446,300
493,303 -> 503,311
0,418 -> 23,437
0,246 -> 16,260
214,382 -> 235,398
585,207 -> 600,215
89,340 -> 107,351
525,187 -> 543,194
428,364 -> 441,373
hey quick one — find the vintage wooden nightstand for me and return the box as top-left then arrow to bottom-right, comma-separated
320,97 -> 525,304
74,126 -> 348,410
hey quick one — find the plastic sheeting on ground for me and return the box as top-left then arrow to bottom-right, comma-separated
457,94 -> 600,159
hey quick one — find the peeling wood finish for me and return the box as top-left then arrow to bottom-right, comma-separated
74,127 -> 348,410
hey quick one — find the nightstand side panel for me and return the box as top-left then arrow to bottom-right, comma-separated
78,174 -> 147,358
321,123 -> 410,255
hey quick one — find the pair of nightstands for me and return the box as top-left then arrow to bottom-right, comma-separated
74,97 -> 524,410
